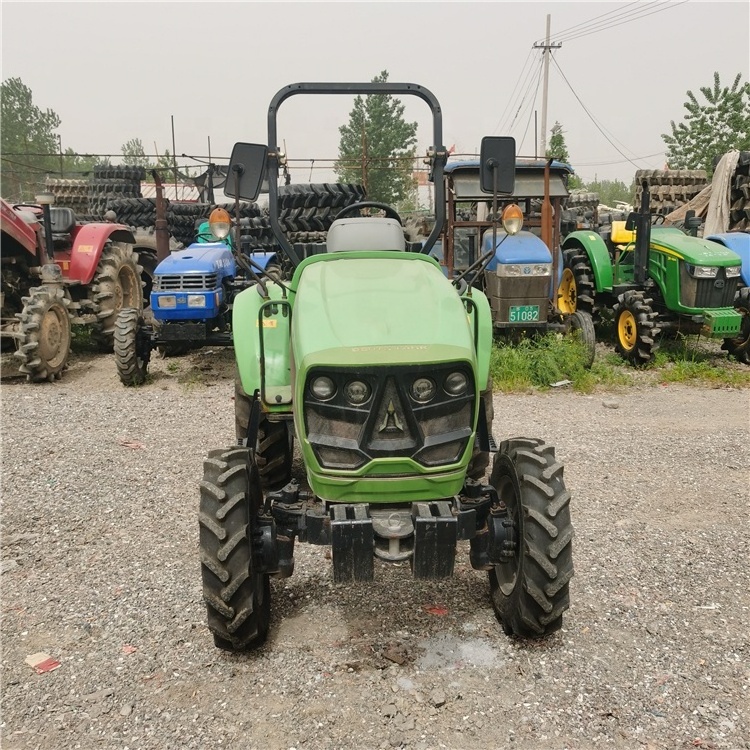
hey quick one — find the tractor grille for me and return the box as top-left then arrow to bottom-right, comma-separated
304,365 -> 475,472
154,273 -> 218,291
679,264 -> 739,309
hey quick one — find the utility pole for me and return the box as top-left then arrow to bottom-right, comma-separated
533,14 -> 562,157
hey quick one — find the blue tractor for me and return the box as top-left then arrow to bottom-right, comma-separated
431,153 -> 596,366
114,207 -> 274,385
707,230 -> 750,363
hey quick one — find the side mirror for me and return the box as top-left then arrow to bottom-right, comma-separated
225,142 -> 268,201
479,136 -> 516,194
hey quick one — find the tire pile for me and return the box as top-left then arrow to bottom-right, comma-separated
43,178 -> 89,216
565,190 -> 600,230
86,165 -> 146,215
726,151 -> 750,232
633,168 -> 708,217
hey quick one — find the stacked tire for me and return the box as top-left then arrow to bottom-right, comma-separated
565,191 -> 600,230
44,178 -> 89,216
87,165 -> 145,215
633,168 -> 708,217
727,151 -> 750,232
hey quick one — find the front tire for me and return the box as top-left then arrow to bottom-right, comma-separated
199,447 -> 271,650
235,377 -> 293,490
14,285 -> 72,382
488,438 -> 574,638
114,308 -> 149,386
722,287 -> 750,365
613,290 -> 660,366
566,310 -> 596,369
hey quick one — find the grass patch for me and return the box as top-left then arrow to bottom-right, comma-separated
70,325 -> 101,354
489,332 -> 750,392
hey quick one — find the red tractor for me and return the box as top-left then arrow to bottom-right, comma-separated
1,196 -> 143,381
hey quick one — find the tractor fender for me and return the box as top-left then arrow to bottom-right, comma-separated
233,281 -> 293,413
463,286 -> 492,392
68,223 -> 136,284
247,251 -> 280,270
562,230 -> 613,292
706,232 -> 750,288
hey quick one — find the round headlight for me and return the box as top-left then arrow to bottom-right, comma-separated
209,207 -> 232,239
344,380 -> 370,405
410,377 -> 436,403
502,204 -> 524,235
444,371 -> 468,396
310,376 -> 336,401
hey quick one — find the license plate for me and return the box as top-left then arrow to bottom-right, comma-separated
509,305 -> 540,323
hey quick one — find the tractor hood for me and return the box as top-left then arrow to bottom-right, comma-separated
155,243 -> 235,276
292,253 -> 476,370
651,228 -> 742,267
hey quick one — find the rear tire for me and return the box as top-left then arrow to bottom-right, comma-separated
199,447 -> 271,650
488,438 -> 574,638
559,247 -> 596,315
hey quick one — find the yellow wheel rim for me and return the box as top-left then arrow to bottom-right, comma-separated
558,268 -> 577,314
618,309 -> 637,351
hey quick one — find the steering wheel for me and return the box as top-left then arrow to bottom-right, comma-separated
652,214 -> 665,225
334,201 -> 403,224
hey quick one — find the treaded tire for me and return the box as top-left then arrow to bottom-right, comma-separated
89,242 -> 144,350
13,285 -> 71,382
235,377 -> 293,490
114,308 -> 149,386
488,437 -> 574,638
199,447 -> 271,650
613,289 -> 660,366
722,286 -> 750,365
566,310 -> 596,369
559,247 -> 596,314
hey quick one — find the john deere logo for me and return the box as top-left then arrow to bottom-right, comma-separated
379,400 -> 404,433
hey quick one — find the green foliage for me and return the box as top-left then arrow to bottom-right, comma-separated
121,137 -> 150,168
335,71 -> 418,209
61,148 -> 98,178
583,178 -> 633,207
546,121 -> 570,164
662,72 -> 750,176
1,77 -> 61,200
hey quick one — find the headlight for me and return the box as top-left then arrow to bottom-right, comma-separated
410,377 -> 436,403
496,263 -> 551,277
310,376 -> 336,401
687,264 -> 718,278
157,295 -> 176,308
501,204 -> 524,235
187,294 -> 207,308
444,371 -> 468,396
725,265 -> 742,278
344,380 -> 370,405
208,207 -> 232,239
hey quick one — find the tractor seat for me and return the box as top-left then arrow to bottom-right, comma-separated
610,220 -> 634,245
49,207 -> 76,234
326,217 -> 405,252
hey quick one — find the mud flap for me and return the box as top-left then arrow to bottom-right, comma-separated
330,504 -> 374,583
411,501 -> 457,579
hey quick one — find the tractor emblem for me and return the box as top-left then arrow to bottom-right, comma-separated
379,399 -> 404,433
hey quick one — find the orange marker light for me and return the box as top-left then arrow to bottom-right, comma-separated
501,204 -> 524,235
209,207 -> 231,239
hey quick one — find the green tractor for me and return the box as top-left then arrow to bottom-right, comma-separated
558,181 -> 744,365
199,82 -> 574,650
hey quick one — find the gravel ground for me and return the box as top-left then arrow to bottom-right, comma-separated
1,349 -> 749,750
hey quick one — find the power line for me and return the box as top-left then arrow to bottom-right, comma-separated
551,56 -> 651,170
492,47 -> 535,134
508,55 -> 545,134
517,62 -> 545,154
535,1 -> 642,42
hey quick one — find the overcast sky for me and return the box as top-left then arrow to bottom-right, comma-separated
2,1 -> 748,185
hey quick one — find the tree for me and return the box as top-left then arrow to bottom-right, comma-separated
546,121 -> 570,164
121,137 -> 149,168
662,72 -> 750,176
1,77 -> 61,199
335,71 -> 418,209
582,178 -> 632,208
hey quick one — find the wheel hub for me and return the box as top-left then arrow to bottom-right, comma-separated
38,304 -> 68,368
618,309 -> 637,351
558,268 -> 577,314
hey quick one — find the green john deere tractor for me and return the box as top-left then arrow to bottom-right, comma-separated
198,82 -> 575,651
558,181 -> 744,366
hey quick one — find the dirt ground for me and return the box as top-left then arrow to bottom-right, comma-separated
1,348 -> 749,750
